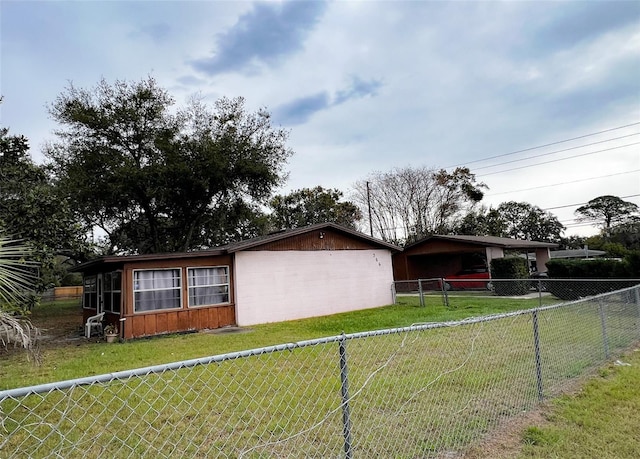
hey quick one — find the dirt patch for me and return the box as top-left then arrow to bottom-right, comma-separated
456,366 -> 608,459
459,407 -> 551,458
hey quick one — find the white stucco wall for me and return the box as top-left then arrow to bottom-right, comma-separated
485,247 -> 504,273
234,250 -> 394,326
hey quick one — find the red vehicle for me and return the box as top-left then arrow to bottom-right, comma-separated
442,269 -> 492,290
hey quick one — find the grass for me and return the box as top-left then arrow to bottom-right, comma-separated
0,294 -> 559,390
1,293 -> 637,458
518,349 -> 640,458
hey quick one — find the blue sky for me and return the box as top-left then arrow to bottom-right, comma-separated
1,0 -> 639,237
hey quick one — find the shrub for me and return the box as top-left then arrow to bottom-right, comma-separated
546,258 -> 630,279
490,257 -> 529,296
545,257 -> 639,300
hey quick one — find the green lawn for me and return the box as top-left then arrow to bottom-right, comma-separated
517,349 -> 640,459
0,294 -> 559,390
1,293 -> 637,458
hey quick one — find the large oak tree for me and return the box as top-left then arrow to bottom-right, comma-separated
46,77 -> 293,254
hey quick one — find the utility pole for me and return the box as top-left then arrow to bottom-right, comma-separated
366,181 -> 373,237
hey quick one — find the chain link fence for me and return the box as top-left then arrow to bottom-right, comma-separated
394,278 -> 640,309
2,286 -> 639,458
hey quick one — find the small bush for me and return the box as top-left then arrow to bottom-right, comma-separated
490,257 -> 529,296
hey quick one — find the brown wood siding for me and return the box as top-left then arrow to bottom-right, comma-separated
249,228 -> 376,251
120,305 -> 235,339
115,254 -> 236,339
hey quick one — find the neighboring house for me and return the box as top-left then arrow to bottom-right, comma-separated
521,247 -> 607,269
550,248 -> 607,259
74,223 -> 400,339
393,234 -> 558,281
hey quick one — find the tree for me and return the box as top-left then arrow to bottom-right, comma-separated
575,195 -> 639,237
0,124 -> 92,289
496,202 -> 565,242
558,235 -> 586,250
584,220 -> 640,253
352,166 -> 486,244
269,186 -> 362,230
455,201 -> 565,243
46,77 -> 293,254
455,206 -> 506,237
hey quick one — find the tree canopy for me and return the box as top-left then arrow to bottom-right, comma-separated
575,195 -> 639,236
352,166 -> 486,244
456,201 -> 565,243
46,77 -> 293,254
1,123 -> 91,289
269,186 -> 362,230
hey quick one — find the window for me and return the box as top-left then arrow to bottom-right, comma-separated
83,276 -> 97,309
187,267 -> 229,307
133,269 -> 182,313
104,271 -> 122,314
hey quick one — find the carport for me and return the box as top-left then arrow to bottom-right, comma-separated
393,235 -> 558,281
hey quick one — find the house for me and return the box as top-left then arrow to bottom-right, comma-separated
74,223 -> 400,339
550,248 -> 607,259
393,234 -> 558,282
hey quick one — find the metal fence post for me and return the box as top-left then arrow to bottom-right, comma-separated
531,309 -> 544,401
598,299 -> 610,359
537,280 -> 543,308
339,333 -> 353,459
634,286 -> 640,338
441,278 -> 449,308
418,279 -> 425,308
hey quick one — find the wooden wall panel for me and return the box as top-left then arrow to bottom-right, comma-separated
156,313 -> 168,333
199,309 -> 209,329
222,306 -> 235,326
211,308 -> 221,329
166,312 -> 178,331
177,310 -> 190,331
144,314 -> 157,336
131,316 -> 145,338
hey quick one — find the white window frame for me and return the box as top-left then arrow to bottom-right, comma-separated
103,271 -> 122,314
133,268 -> 183,313
83,275 -> 97,309
187,266 -> 230,308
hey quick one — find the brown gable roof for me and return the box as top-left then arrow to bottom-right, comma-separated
73,223 -> 401,272
404,234 -> 558,250
220,222 -> 401,252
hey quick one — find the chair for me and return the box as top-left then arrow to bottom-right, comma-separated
85,312 -> 105,338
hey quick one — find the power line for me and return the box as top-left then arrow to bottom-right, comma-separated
477,142 -> 640,177
542,194 -> 640,211
485,169 -> 640,197
445,121 -> 640,169
471,133 -> 639,172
